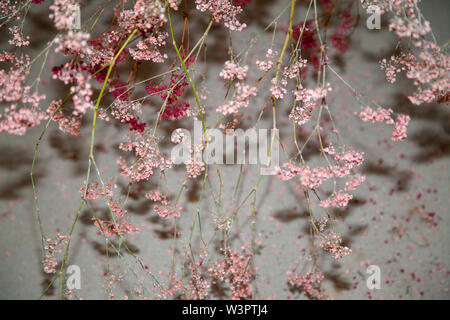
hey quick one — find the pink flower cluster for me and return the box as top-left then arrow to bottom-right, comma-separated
277,149 -> 365,209
116,1 -> 169,64
117,134 -> 173,182
195,0 -> 247,31
209,247 -> 255,300
129,33 -> 168,62
43,233 -> 68,274
219,60 -> 248,80
391,114 -> 411,142
8,26 -> 30,47
118,0 -> 167,33
146,67 -> 191,119
365,0 -> 450,106
0,105 -> 47,135
270,77 -> 287,99
217,83 -> 257,115
290,84 -> 330,126
345,174 -> 366,191
55,30 -> 92,58
167,0 -> 181,10
277,149 -> 364,188
93,219 -> 140,237
79,182 -> 139,236
319,191 -> 353,208
358,106 -> 410,142
186,260 -> 211,300
78,182 -> 113,200
186,156 -> 206,178
145,191 -> 182,219
49,0 -> 77,30
109,100 -> 142,123
389,17 -> 431,42
256,49 -> 277,72
287,268 -> 329,299
270,57 -> 309,100
0,51 -> 47,135
217,61 -> 257,115
320,232 -> 351,260
50,63 -> 93,135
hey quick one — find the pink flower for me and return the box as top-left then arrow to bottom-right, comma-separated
217,83 -> 257,115
146,70 -> 191,120
287,267 -> 330,299
186,157 -> 205,178
320,232 -> 351,259
219,61 -> 248,80
117,133 -> 173,182
209,247 -> 255,300
358,106 -> 410,142
290,84 -> 330,125
78,182 -> 113,200
55,30 -> 92,58
256,49 -> 277,72
320,191 -> 353,208
391,114 -> 410,141
153,204 -> 181,219
196,0 -> 247,31
8,26 -> 30,47
93,219 -> 140,236
49,0 -> 77,30
345,174 -> 366,191
43,234 -> 68,274
129,33 -> 168,62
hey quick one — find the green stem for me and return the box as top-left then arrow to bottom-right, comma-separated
57,28 -> 138,300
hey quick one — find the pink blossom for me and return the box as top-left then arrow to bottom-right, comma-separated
391,114 -> 410,141
358,106 -> 394,124
0,105 -> 47,135
320,232 -> 351,260
217,83 -> 257,115
153,204 -> 181,219
93,219 -> 140,237
117,134 -> 173,182
55,30 -> 92,58
129,33 -> 168,62
49,0 -> 77,30
256,49 -> 277,72
209,247 -> 255,300
270,77 -> 287,99
186,157 -> 205,178
195,0 -> 247,31
287,267 -> 330,299
219,61 -> 248,80
345,174 -> 366,191
79,182 -> 113,200
43,234 -> 68,274
290,84 -> 330,125
8,26 -> 30,47
320,191 -> 353,208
